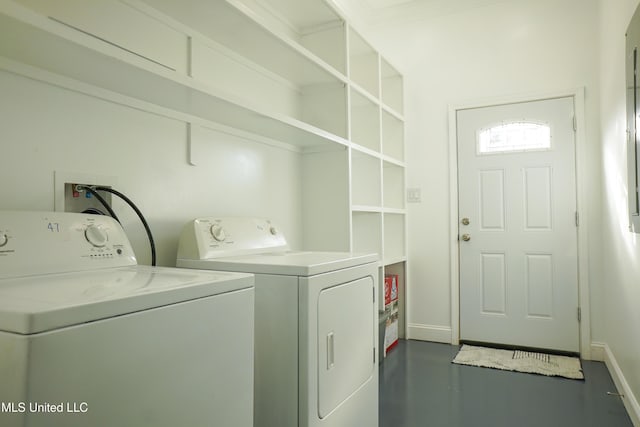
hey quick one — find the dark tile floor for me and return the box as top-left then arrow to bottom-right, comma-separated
379,340 -> 633,427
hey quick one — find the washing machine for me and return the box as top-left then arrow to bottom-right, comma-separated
0,211 -> 254,427
176,217 -> 379,427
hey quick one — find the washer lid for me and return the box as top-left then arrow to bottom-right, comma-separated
178,251 -> 378,276
0,266 -> 253,334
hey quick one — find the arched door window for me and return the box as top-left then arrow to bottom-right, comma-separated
478,121 -> 551,154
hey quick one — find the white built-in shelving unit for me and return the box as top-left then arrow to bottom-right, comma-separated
0,0 -> 406,317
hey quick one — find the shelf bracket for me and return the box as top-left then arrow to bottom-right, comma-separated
187,122 -> 197,166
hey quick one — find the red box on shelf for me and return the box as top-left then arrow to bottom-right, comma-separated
384,311 -> 399,355
384,274 -> 398,306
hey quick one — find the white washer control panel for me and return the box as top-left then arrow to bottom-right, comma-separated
0,211 -> 136,279
177,217 -> 288,260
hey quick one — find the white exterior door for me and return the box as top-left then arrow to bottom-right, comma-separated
457,97 -> 579,353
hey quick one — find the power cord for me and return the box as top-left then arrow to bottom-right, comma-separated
76,185 -> 156,266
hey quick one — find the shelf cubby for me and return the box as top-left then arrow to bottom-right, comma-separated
383,261 -> 406,337
381,58 -> 403,114
383,213 -> 406,262
383,162 -> 405,210
352,211 -> 383,258
350,87 -> 381,152
382,109 -> 405,161
348,26 -> 379,98
230,0 -> 347,75
351,151 -> 381,208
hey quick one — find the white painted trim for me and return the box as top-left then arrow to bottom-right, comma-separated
604,344 -> 640,427
573,88 -> 593,360
407,323 -> 452,343
590,342 -> 606,362
448,88 -> 591,356
449,106 -> 460,345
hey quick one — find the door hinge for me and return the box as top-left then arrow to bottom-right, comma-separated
577,307 -> 582,322
573,115 -> 577,132
373,347 -> 376,364
575,211 -> 579,227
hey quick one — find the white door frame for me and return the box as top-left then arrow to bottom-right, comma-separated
448,88 -> 591,358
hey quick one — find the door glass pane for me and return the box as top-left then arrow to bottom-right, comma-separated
478,122 -> 551,154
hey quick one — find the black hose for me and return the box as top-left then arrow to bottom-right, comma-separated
76,185 -> 120,222
93,186 -> 156,267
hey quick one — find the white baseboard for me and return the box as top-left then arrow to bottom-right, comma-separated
590,342 -> 606,362
407,323 -> 452,343
603,344 -> 640,427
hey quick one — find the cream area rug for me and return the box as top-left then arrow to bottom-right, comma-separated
452,345 -> 584,380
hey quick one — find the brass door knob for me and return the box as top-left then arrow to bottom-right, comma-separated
461,234 -> 471,241
461,218 -> 470,225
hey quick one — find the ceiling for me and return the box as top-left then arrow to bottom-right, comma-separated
334,0 -> 523,29
361,0 -> 416,8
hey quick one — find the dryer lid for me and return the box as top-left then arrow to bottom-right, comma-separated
178,251 -> 378,276
0,266 -> 253,334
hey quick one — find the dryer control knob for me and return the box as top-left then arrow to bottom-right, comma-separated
85,225 -> 108,247
269,226 -> 278,235
210,224 -> 226,242
0,233 -> 7,247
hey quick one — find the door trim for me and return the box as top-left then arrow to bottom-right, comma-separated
448,88 -> 592,359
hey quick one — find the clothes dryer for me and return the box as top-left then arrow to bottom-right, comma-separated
177,217 -> 379,427
0,211 -> 254,427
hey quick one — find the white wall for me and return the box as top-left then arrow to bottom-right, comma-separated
338,0 -> 601,342
0,70 -> 302,266
599,0 -> 640,422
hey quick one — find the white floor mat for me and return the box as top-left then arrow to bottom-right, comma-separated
452,345 -> 584,380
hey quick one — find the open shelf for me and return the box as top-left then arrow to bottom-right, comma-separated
233,0 -> 347,75
351,151 -> 381,207
348,26 -> 379,98
383,261 -> 406,337
381,58 -> 403,114
383,162 -> 405,210
384,213 -> 406,261
352,211 -> 382,258
143,0 -> 345,83
350,87 -> 380,152
0,1 -> 349,149
140,0 -> 350,138
382,110 -> 404,161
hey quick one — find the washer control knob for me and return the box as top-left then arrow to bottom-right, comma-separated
85,225 -> 108,247
269,226 -> 278,235
210,224 -> 226,242
0,233 -> 7,247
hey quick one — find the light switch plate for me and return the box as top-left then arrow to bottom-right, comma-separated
407,188 -> 421,203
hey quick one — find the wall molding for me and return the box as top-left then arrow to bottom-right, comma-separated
603,343 -> 640,427
407,323 -> 452,343
590,342 -> 606,362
